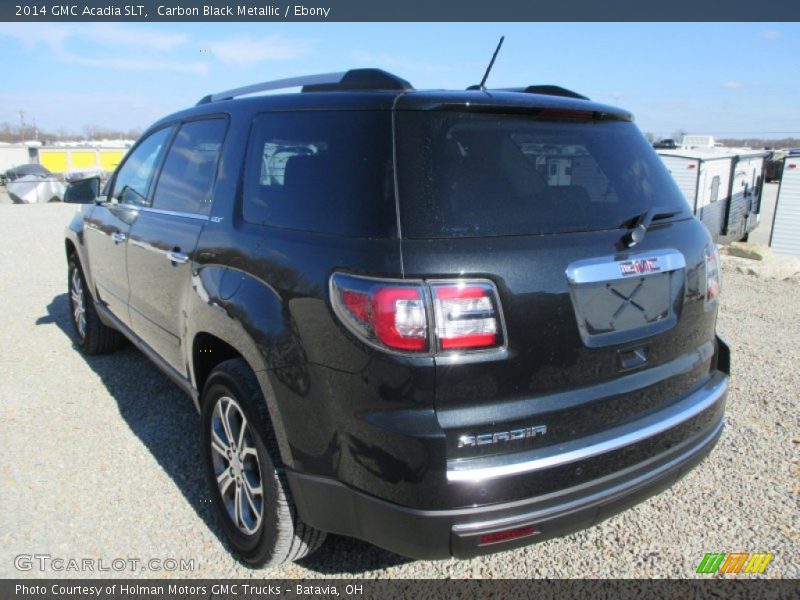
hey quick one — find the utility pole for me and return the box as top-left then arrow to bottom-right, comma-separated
18,110 -> 25,143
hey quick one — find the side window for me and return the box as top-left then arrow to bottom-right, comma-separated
152,119 -> 228,215
242,111 -> 396,238
110,127 -> 173,206
710,176 -> 721,202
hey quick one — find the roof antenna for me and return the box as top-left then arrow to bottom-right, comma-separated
470,36 -> 505,91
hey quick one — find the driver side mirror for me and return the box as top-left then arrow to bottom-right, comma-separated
63,177 -> 101,204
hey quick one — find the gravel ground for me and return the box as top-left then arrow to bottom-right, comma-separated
0,203 -> 797,580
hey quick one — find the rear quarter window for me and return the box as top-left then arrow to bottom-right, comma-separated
242,111 -> 397,238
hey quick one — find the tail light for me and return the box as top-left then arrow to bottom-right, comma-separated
705,243 -> 721,306
431,283 -> 500,350
330,273 -> 505,355
332,276 -> 428,352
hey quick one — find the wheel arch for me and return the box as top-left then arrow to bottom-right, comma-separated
186,267 -> 302,468
65,238 -> 78,259
191,329 -> 296,467
64,214 -> 95,301
65,238 -> 97,302
192,332 -> 247,395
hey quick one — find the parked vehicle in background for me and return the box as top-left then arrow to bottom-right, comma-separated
63,68 -> 730,566
4,163 -> 50,182
5,163 -> 66,203
653,138 -> 678,149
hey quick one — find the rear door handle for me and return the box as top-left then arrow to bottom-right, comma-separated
167,250 -> 189,265
111,231 -> 127,244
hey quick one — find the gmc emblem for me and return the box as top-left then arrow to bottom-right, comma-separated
619,257 -> 661,276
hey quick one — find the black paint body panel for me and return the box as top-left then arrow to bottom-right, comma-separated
64,85 -> 730,557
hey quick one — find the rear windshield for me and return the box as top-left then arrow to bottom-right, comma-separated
395,111 -> 691,238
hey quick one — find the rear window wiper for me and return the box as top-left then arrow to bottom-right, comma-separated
620,207 -> 682,247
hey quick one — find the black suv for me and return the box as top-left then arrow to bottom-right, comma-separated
64,69 -> 729,565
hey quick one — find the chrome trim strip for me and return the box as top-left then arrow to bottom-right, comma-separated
565,248 -> 686,284
452,419 -> 724,533
447,376 -> 728,483
139,207 -> 210,221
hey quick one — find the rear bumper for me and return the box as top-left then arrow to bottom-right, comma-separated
287,375 -> 727,559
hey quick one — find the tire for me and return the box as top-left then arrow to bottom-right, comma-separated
201,358 -> 326,566
67,255 -> 124,355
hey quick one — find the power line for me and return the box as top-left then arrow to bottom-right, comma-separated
704,132 -> 800,135
651,131 -> 800,135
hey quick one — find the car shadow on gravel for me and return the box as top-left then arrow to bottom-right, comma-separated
38,293 -> 412,575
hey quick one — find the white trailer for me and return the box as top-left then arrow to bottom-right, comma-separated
770,157 -> 800,257
732,153 -> 768,238
0,144 -> 33,173
657,148 -> 767,242
681,134 -> 720,148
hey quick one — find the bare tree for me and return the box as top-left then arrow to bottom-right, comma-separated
672,129 -> 687,144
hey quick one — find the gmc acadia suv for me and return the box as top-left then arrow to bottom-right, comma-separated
64,69 -> 729,565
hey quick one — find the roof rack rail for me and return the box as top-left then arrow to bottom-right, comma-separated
302,69 -> 412,92
197,68 -> 413,105
498,85 -> 589,100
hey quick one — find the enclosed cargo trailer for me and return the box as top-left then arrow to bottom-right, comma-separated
770,157 -> 800,257
657,148 -> 767,242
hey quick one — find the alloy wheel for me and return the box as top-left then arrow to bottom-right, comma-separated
70,268 -> 87,341
210,396 -> 265,535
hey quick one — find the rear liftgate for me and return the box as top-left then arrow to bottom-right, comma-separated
566,248 -> 686,353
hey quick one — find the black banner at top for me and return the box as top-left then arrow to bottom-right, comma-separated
1,0 -> 799,22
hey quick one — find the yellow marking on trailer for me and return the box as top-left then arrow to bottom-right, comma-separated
38,150 -> 68,173
99,150 -> 125,171
71,151 -> 97,169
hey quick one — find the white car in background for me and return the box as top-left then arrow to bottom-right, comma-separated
4,163 -> 66,203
